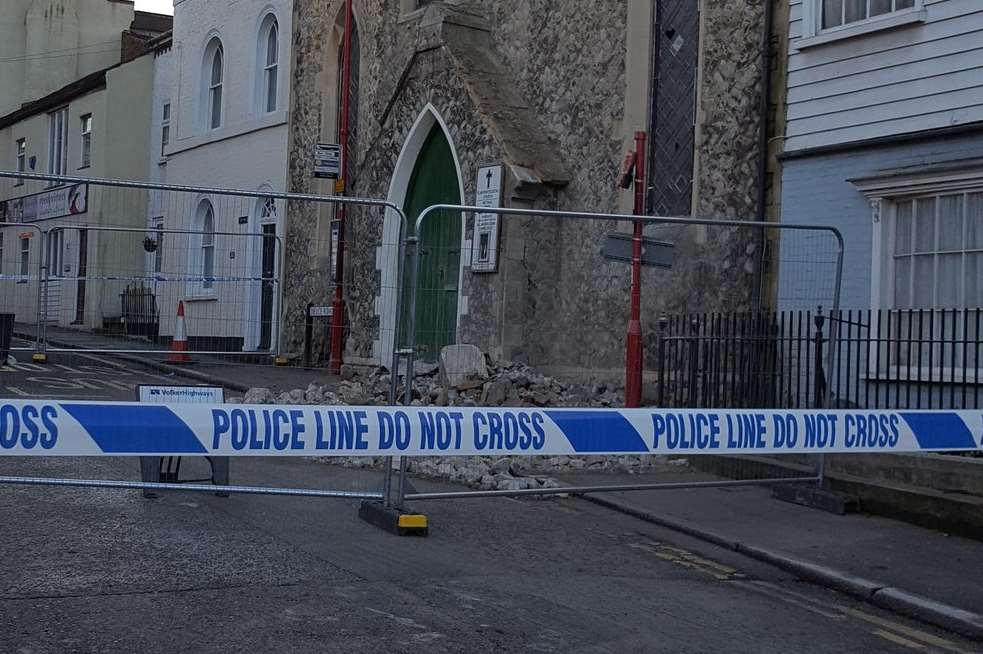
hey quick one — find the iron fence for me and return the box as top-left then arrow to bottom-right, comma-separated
657,308 -> 983,411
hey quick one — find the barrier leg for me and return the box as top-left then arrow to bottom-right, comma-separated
208,457 -> 230,497
139,456 -> 160,499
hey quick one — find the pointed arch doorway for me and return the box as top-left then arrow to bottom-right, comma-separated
378,108 -> 465,364
401,124 -> 462,362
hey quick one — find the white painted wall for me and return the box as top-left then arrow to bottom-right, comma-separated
160,0 -> 292,351
786,0 -> 983,151
0,0 -> 135,117
0,53 -> 155,329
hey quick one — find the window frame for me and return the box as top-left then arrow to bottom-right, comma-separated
15,138 -> 26,186
19,236 -> 30,281
797,0 -> 925,49
79,113 -> 92,169
854,164 -> 983,381
153,219 -> 165,274
47,107 -> 69,182
188,200 -> 217,298
203,38 -> 225,131
160,102 -> 171,158
261,18 -> 280,114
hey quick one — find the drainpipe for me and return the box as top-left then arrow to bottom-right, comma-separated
329,0 -> 354,375
752,0 -> 774,312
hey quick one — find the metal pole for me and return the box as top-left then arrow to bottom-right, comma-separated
396,234 -> 422,509
625,130 -> 647,408
303,303 -> 314,368
0,475 -> 384,499
406,476 -> 821,501
383,215 -> 409,508
329,0 -> 355,375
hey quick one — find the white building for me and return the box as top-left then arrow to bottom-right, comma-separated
778,0 -> 983,404
0,2 -> 171,330
153,0 -> 292,353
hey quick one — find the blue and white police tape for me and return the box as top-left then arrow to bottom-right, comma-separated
1,401 -> 981,457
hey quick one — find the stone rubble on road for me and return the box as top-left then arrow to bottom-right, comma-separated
231,350 -> 664,493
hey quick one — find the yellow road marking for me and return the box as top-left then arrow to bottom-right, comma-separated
874,628 -> 929,651
747,581 -> 974,654
734,581 -> 846,620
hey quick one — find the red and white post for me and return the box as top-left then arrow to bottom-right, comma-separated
625,130 -> 647,408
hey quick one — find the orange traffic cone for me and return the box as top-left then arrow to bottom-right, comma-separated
167,301 -> 192,364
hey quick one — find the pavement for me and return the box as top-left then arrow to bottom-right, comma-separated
1,456 -> 981,653
558,468 -> 983,640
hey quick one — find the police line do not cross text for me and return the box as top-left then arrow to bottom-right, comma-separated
0,401 -> 980,457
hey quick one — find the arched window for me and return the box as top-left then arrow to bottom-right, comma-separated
262,19 -> 279,113
190,200 -> 217,294
205,39 -> 224,130
201,204 -> 215,289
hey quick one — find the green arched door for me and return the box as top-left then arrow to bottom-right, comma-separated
401,124 -> 462,362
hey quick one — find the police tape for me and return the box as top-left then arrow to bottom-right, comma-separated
1,401 -> 981,457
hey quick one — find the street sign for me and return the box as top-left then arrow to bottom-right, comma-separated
314,143 -> 341,179
471,164 -> 503,273
601,233 -> 675,269
309,306 -> 333,318
138,385 -> 224,404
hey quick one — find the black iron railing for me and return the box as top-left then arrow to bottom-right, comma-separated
656,308 -> 983,410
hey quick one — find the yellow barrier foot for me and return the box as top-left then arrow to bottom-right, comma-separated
358,501 -> 429,537
274,356 -> 290,367
32,353 -> 48,363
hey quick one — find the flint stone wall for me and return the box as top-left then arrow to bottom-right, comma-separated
286,0 -> 768,383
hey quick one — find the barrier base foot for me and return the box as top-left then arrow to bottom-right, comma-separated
32,353 -> 47,363
772,483 -> 859,515
274,356 -> 289,367
358,501 -> 428,537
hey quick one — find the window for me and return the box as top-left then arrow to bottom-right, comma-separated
261,196 -> 277,222
202,211 -> 214,289
47,107 -> 69,179
192,201 -> 216,293
20,237 -> 30,279
154,220 -> 164,274
891,193 -> 983,310
15,138 -> 26,186
262,20 -> 279,113
161,103 -> 170,157
79,114 -> 92,168
205,40 -> 224,130
822,0 -> 915,29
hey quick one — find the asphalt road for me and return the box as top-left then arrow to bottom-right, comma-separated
1,340 -> 198,400
0,456 -> 978,654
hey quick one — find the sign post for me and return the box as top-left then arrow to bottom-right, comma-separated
471,165 -> 504,273
313,144 -> 341,180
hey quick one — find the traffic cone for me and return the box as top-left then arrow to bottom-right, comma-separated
167,301 -> 192,364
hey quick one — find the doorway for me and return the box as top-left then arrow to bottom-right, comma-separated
259,222 -> 276,350
399,124 -> 462,362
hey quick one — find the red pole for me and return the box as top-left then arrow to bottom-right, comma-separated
625,130 -> 647,407
329,0 -> 354,375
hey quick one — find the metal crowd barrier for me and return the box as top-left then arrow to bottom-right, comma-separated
385,203 -> 846,508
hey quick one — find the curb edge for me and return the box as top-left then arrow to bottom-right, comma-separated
582,493 -> 983,641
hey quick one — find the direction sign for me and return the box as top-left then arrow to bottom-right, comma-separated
601,233 -> 675,269
314,143 -> 341,179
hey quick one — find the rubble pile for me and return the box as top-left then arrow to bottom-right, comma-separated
232,345 -> 660,491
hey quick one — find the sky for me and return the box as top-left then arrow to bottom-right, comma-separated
135,0 -> 174,15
